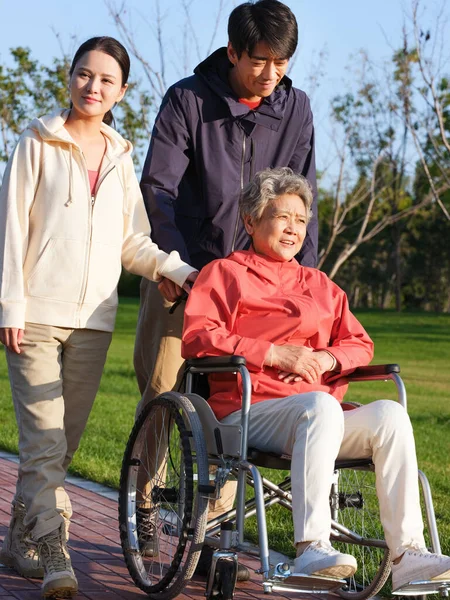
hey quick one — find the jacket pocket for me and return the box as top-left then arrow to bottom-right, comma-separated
83,241 -> 122,307
26,238 -> 85,302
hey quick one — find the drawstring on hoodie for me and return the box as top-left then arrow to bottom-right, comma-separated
65,145 -> 74,207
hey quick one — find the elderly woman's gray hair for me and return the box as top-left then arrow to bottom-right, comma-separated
240,167 -> 313,223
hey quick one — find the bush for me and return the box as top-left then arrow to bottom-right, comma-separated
118,269 -> 141,297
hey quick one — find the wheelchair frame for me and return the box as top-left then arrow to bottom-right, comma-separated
119,357 -> 449,600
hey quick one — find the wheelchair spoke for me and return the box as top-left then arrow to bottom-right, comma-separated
119,393 -> 209,599
333,467 -> 391,600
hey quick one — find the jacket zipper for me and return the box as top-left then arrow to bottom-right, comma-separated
231,133 -> 246,252
76,149 -> 116,325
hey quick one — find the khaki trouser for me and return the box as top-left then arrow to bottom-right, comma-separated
134,279 -> 185,407
6,322 -> 112,540
134,279 -> 237,518
222,392 -> 426,560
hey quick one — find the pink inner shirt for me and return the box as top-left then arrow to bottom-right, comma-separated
88,170 -> 99,196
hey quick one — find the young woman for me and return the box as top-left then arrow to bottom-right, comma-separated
0,36 -> 196,598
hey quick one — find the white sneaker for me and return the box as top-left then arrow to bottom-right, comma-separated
293,540 -> 357,579
392,545 -> 450,592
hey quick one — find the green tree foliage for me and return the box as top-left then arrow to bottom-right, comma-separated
0,46 -> 152,170
0,47 -> 69,164
317,26 -> 450,312
402,197 -> 450,312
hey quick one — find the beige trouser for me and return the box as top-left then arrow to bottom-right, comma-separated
134,279 -> 237,518
134,279 -> 185,407
222,392 -> 426,560
6,322 -> 112,540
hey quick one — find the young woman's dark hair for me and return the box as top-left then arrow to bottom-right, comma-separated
69,36 -> 130,126
228,0 -> 298,60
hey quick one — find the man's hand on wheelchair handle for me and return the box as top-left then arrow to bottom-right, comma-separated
268,345 -> 337,384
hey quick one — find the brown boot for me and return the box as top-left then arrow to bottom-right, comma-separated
136,506 -> 159,557
0,499 -> 43,578
37,523 -> 78,598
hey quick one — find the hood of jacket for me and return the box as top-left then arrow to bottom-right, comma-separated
27,109 -> 133,156
27,109 -> 133,207
227,247 -> 304,285
194,47 -> 293,129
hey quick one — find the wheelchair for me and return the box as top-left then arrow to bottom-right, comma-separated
118,356 -> 450,600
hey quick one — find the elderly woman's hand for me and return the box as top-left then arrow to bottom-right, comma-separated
274,348 -> 339,383
268,344 -> 322,384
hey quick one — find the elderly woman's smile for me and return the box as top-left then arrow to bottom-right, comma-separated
244,193 -> 307,262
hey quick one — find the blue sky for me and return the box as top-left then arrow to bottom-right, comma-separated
0,0 -> 433,174
1,0 -> 409,88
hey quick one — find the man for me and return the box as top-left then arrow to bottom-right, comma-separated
134,0 -> 318,578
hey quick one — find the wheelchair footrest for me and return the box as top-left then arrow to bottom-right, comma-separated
264,572 -> 346,595
392,579 -> 450,596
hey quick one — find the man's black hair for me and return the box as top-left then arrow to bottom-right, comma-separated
228,0 -> 298,59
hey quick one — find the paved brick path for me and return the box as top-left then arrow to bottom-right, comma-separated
0,456 -> 325,600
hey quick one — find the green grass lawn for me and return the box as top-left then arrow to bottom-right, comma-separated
0,301 -> 449,561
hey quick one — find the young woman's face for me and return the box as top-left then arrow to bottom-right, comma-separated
69,50 -> 127,121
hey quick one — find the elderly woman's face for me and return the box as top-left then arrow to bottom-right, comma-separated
244,193 -> 307,262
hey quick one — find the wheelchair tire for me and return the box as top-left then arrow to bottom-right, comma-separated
119,392 -> 210,599
333,467 -> 392,600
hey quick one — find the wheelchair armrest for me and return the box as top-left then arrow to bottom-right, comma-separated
186,355 -> 247,370
346,364 -> 400,382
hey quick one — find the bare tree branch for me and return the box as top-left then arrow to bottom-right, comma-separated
206,0 -> 225,57
412,0 -> 450,155
105,0 -> 167,100
182,0 -> 202,64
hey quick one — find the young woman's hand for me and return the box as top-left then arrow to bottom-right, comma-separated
0,328 -> 24,354
158,271 -> 199,302
158,277 -> 184,302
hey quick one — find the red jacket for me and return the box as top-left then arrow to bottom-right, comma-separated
182,250 -> 374,420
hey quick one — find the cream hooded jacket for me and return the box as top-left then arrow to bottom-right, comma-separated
0,110 -> 196,332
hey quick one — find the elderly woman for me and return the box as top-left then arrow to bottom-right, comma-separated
181,167 -> 450,592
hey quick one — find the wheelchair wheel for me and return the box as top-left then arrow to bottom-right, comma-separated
119,392 -> 210,599
332,467 -> 391,600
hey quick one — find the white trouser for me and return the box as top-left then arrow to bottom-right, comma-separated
221,392 -> 425,560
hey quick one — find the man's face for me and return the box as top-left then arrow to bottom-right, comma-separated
227,41 -> 289,101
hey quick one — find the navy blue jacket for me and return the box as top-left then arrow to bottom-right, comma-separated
141,48 -> 318,271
